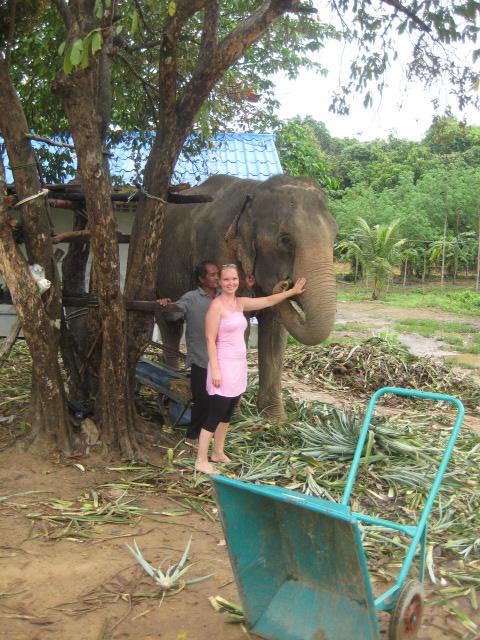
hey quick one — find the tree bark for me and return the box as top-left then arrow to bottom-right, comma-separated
0,55 -> 70,451
0,154 -> 71,453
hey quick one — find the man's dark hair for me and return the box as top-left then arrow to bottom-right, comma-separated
194,260 -> 218,283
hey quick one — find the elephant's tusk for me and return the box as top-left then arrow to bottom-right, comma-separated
288,299 -> 306,324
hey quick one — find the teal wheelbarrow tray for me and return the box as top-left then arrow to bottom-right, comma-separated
211,387 -> 464,640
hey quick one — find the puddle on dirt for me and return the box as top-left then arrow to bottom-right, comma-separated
398,333 -> 456,358
446,353 -> 480,369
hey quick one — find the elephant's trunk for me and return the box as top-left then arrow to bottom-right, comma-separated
276,248 -> 336,345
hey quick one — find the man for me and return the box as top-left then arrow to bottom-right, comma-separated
157,261 -> 219,444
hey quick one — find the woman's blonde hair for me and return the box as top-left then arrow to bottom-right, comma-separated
220,263 -> 239,275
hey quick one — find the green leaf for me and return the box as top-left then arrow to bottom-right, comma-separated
80,37 -> 90,69
63,45 -> 73,75
94,0 -> 103,19
168,1 -> 176,17
58,41 -> 66,56
70,39 -> 84,66
91,30 -> 103,55
115,23 -> 123,35
105,0 -> 111,7
131,10 -> 139,35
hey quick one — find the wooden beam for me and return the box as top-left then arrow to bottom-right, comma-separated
6,184 -> 213,206
51,230 -> 130,244
61,296 -> 160,311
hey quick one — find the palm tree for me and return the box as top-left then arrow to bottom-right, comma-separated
335,238 -> 362,282
352,217 -> 406,299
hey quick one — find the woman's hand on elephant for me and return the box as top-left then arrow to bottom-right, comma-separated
157,297 -> 172,307
289,277 -> 306,296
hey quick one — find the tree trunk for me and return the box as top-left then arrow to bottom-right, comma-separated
60,208 -> 90,399
0,154 -> 71,453
440,214 -> 447,289
403,257 -> 408,287
0,56 -> 70,451
52,24 -> 138,458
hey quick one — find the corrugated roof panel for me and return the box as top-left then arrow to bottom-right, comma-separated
173,132 -> 283,184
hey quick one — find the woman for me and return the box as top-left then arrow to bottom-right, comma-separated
195,264 -> 306,474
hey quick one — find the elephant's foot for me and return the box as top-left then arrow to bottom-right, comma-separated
257,394 -> 287,422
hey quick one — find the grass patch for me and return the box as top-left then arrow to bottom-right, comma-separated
445,355 -> 480,370
333,321 -> 383,332
395,318 -> 477,337
337,283 -> 480,316
457,334 -> 480,355
440,335 -> 465,348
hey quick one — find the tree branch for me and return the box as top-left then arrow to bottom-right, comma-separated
176,0 -> 300,138
380,0 -> 431,32
25,133 -> 75,150
199,0 -> 218,65
133,0 -> 154,36
5,0 -> 17,68
116,52 -> 158,121
51,0 -> 72,29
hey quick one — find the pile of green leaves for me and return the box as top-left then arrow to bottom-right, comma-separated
283,337 -> 480,409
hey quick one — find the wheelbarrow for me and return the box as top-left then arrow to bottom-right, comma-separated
135,358 -> 192,427
211,387 -> 464,640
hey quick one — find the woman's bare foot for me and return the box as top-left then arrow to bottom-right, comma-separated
211,452 -> 231,463
195,461 -> 220,474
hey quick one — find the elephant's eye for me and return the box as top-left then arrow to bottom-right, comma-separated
278,234 -> 294,251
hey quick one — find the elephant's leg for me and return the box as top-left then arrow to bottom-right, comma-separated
154,313 -> 184,368
257,308 -> 287,420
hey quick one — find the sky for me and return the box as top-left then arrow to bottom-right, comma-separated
273,15 -> 480,142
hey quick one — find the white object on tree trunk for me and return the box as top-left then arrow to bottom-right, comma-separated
29,264 -> 51,293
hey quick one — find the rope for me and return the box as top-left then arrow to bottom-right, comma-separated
128,184 -> 167,205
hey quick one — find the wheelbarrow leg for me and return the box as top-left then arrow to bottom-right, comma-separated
419,528 -> 427,584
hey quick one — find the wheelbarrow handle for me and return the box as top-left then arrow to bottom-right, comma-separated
341,386 -> 465,507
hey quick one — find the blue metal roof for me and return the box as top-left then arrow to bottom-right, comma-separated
173,132 -> 283,184
3,132 -> 283,186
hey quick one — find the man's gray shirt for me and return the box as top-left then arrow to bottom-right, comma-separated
175,287 -> 216,369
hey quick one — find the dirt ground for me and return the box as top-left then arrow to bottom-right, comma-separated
1,301 -> 479,640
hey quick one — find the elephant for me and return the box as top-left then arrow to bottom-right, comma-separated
155,174 -> 338,419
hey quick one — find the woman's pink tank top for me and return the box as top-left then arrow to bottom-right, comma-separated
206,311 -> 248,397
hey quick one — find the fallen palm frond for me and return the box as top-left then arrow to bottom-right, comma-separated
127,536 -> 213,593
209,595 -> 244,623
0,342 -> 31,449
26,489 -> 152,540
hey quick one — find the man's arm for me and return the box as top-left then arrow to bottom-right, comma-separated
157,298 -> 183,313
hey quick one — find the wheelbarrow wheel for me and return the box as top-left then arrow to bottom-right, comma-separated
388,579 -> 424,640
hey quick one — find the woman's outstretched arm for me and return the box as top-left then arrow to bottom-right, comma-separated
240,278 -> 306,313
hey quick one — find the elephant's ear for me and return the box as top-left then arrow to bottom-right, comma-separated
225,195 -> 256,275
